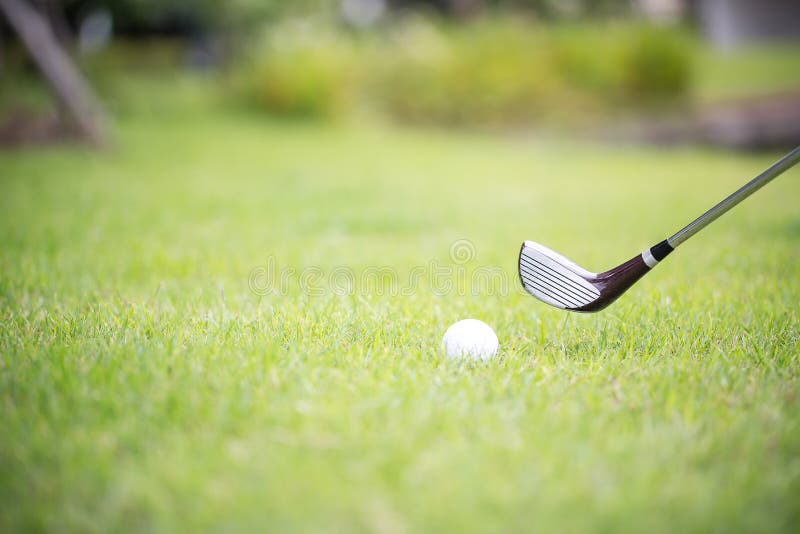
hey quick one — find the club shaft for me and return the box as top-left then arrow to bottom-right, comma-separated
667,145 -> 800,248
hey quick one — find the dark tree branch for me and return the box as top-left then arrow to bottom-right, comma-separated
0,0 -> 107,145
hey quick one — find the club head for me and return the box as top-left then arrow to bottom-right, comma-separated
518,241 -> 652,312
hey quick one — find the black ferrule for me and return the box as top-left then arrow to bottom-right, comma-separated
650,239 -> 674,262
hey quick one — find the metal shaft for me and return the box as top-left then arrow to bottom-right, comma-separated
668,145 -> 800,248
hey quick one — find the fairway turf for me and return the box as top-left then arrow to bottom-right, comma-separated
1,108 -> 799,532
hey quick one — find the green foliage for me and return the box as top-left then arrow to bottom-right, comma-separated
234,23 -> 359,118
374,19 -> 692,124
372,18 -> 564,125
551,24 -> 692,104
621,27 -> 692,100
233,17 -> 692,124
551,25 -> 626,97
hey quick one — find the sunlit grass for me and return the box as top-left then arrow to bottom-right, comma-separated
1,106 -> 798,532
695,43 -> 800,101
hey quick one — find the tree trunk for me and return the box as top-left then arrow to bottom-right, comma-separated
0,0 -> 107,145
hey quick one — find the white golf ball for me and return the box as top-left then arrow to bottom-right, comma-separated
442,319 -> 499,361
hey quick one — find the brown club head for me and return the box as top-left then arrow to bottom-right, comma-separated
518,241 -> 653,312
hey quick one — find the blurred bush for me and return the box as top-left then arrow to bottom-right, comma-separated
233,22 -> 359,118
372,18 -> 564,125
231,16 -> 693,124
551,24 -> 691,104
621,27 -> 692,101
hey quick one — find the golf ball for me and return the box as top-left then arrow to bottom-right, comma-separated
442,319 -> 499,361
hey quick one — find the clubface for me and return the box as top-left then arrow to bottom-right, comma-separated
518,241 -> 652,312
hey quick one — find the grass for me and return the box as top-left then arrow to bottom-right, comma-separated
1,96 -> 799,532
695,43 -> 800,102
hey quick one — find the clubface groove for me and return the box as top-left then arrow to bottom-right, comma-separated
519,243 -> 600,310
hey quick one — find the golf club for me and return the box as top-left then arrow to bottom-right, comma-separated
519,145 -> 800,312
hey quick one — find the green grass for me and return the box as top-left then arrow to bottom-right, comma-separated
1,101 -> 799,532
695,43 -> 800,102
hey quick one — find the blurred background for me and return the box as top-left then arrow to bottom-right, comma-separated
1,0 -> 799,149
